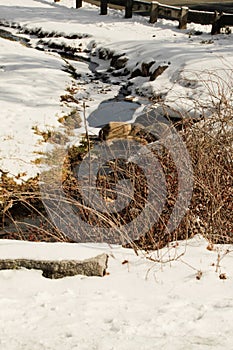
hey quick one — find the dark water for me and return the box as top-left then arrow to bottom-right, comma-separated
0,28 -> 30,46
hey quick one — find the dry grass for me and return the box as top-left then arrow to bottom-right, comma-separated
183,112 -> 233,244
0,172 -> 72,242
39,108 -> 232,250
0,74 -> 232,251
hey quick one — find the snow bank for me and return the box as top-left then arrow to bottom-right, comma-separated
0,235 -> 233,349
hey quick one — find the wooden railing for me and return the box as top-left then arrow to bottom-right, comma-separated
54,0 -> 233,35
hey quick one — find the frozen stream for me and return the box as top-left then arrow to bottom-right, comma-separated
0,23 -> 148,180
0,25 -> 146,236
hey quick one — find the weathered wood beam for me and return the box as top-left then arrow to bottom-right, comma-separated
211,11 -> 222,35
125,0 -> 133,18
100,0 -> 108,15
179,6 -> 189,29
75,0 -> 83,8
150,1 -> 159,23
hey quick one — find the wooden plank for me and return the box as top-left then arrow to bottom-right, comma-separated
133,1 -> 151,12
188,9 -> 215,24
221,13 -> 233,26
211,11 -> 222,34
179,6 -> 188,29
75,0 -> 83,8
150,1 -> 159,23
106,0 -> 125,6
100,0 -> 108,14
158,6 -> 181,20
125,0 -> 134,18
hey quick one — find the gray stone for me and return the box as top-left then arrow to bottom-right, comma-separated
0,253 -> 108,279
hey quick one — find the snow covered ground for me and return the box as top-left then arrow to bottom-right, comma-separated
1,0 -> 233,178
1,235 -> 233,350
1,1 -> 233,349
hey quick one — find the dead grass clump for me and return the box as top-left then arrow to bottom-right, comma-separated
133,111 -> 232,250
0,173 -> 71,242
40,106 -> 232,250
183,113 -> 233,244
1,110 -> 232,249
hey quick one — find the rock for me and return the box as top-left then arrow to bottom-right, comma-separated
150,65 -> 168,81
112,68 -> 130,77
131,61 -> 155,79
141,61 -> 155,76
130,123 -> 158,143
110,55 -> 128,70
0,253 -> 108,279
131,68 -> 143,79
98,48 -> 113,60
99,122 -> 132,141
99,122 -> 160,143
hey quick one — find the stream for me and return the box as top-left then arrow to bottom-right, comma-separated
0,24 -> 148,239
0,25 -> 143,127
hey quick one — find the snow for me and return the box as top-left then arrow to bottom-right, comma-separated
1,0 -> 233,177
0,37 -> 70,178
0,235 -> 233,349
1,1 -> 233,349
